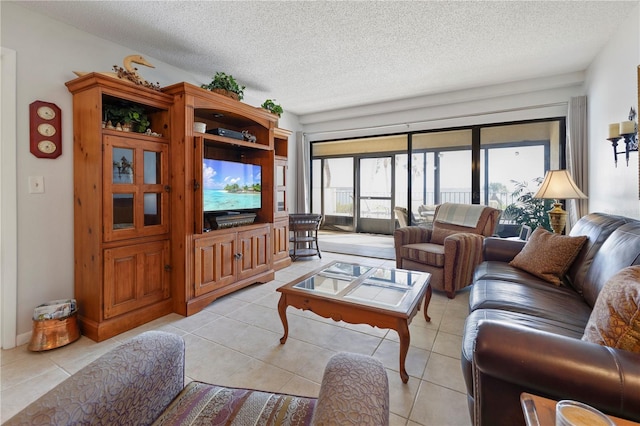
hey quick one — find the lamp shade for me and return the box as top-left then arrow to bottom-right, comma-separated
533,170 -> 587,200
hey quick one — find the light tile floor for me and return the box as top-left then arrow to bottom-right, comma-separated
1,249 -> 472,425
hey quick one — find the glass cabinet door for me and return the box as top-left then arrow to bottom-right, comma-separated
275,159 -> 287,216
103,135 -> 169,241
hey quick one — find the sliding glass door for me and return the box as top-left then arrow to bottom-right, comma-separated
311,135 -> 407,233
310,118 -> 564,235
358,156 -> 393,234
411,129 -> 473,222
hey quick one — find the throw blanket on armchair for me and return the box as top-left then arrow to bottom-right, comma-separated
435,203 -> 485,228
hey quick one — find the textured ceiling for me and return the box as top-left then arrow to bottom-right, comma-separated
16,1 -> 639,116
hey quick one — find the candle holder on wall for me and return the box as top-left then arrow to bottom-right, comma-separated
607,107 -> 638,167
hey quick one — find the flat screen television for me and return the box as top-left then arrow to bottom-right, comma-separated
202,158 -> 262,213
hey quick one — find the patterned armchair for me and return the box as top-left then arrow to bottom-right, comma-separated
6,331 -> 389,425
394,203 -> 501,298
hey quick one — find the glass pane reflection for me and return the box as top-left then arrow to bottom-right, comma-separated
144,193 -> 161,226
113,194 -> 134,229
113,148 -> 134,184
144,151 -> 161,184
276,165 -> 285,186
277,191 -> 285,212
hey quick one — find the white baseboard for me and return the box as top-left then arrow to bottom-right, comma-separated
16,331 -> 31,347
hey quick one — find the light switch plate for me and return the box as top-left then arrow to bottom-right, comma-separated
29,176 -> 44,194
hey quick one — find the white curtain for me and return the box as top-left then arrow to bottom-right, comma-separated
566,95 -> 589,230
295,131 -> 310,213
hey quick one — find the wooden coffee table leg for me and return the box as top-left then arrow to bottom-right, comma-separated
397,319 -> 410,383
278,295 -> 289,344
423,285 -> 432,322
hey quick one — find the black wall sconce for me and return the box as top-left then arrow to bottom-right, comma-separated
607,107 -> 639,167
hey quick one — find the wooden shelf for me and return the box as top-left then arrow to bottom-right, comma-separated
197,132 -> 271,151
102,128 -> 169,144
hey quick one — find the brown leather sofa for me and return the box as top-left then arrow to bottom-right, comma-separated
462,212 -> 640,425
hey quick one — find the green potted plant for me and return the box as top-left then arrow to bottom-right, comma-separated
201,72 -> 245,101
103,102 -> 150,133
503,177 -> 553,232
261,99 -> 283,117
123,105 -> 150,133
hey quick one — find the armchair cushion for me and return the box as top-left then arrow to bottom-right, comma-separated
582,266 -> 640,353
153,382 -> 316,425
510,227 -> 587,286
399,243 -> 445,268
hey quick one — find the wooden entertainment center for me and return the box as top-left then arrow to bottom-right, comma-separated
66,75 -> 291,341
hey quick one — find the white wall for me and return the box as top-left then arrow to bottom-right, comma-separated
0,2 -> 300,345
585,4 -> 640,218
301,73 -> 585,142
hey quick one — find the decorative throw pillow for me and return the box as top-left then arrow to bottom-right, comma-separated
582,266 -> 640,353
509,227 -> 587,285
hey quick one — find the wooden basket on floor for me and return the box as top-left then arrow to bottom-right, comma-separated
28,311 -> 80,351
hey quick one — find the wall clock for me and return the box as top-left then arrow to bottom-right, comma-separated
29,101 -> 62,159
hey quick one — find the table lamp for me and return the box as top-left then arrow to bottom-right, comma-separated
533,170 -> 587,234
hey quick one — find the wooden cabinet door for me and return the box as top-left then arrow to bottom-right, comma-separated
104,240 -> 170,319
272,217 -> 289,263
194,233 -> 237,297
237,226 -> 271,281
103,135 -> 170,242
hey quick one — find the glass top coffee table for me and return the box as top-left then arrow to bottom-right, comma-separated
277,261 -> 432,383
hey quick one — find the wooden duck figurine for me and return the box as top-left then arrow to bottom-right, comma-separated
73,54 -> 155,85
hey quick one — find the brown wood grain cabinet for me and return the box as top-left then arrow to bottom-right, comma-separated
163,82 -> 282,317
66,74 -> 173,341
67,76 -> 290,341
273,134 -> 291,270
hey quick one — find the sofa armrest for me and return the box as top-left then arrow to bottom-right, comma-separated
6,331 -> 185,426
473,320 -> 640,426
394,226 -> 432,267
312,352 -> 389,425
482,237 -> 526,262
444,232 -> 484,296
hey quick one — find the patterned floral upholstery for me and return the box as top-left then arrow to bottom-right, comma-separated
312,352 -> 390,425
5,330 -> 185,425
582,265 -> 640,353
6,332 -> 389,426
154,382 -> 316,425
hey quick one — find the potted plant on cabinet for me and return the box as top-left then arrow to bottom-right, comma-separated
201,72 -> 245,101
261,99 -> 283,117
103,102 -> 150,133
123,105 -> 150,133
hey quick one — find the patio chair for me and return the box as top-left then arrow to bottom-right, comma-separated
289,213 -> 323,260
394,207 -> 410,228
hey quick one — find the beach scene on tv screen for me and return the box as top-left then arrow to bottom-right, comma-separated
203,159 -> 261,211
